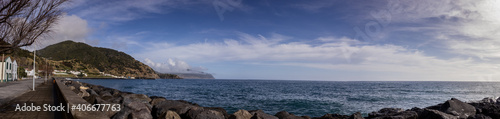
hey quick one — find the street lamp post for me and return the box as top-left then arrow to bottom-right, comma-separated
33,47 -> 36,91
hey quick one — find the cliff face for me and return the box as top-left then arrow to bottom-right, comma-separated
172,73 -> 215,79
36,41 -> 159,79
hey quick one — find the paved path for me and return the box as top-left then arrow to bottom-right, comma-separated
0,80 -> 57,119
0,79 -> 55,119
0,79 -> 45,105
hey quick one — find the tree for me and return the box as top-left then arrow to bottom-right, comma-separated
18,66 -> 27,78
0,0 -> 68,53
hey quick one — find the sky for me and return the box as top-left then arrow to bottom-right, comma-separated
32,0 -> 500,81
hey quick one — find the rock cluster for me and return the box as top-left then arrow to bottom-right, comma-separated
63,80 -> 500,119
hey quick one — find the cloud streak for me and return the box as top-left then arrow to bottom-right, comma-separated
67,0 -> 219,22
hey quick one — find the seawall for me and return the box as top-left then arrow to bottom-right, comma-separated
54,78 -> 108,119
54,79 -> 500,119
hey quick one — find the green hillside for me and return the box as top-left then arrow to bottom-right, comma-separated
37,40 -> 159,79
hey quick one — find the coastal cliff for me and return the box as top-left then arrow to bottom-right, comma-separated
62,80 -> 500,119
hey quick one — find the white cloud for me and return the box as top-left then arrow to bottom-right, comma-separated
377,0 -> 500,60
33,14 -> 91,50
134,33 -> 500,81
144,58 -> 207,73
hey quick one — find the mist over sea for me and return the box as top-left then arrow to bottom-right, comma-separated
77,79 -> 500,117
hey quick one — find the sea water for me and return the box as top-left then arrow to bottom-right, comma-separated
77,79 -> 500,117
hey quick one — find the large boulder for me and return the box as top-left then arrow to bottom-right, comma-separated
86,89 -> 99,96
440,98 -> 476,118
99,90 -> 114,100
275,111 -> 308,119
419,109 -> 457,119
368,108 -> 404,117
150,96 -> 167,106
205,107 -> 229,118
83,93 -> 99,104
229,110 -> 253,119
152,100 -> 198,118
311,113 -> 349,119
478,97 -> 497,104
249,110 -> 279,119
112,101 -> 153,119
186,106 -> 225,119
159,110 -> 181,119
77,89 -> 90,98
111,89 -> 122,96
122,93 -> 152,104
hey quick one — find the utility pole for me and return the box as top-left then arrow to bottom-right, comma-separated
1,54 -> 3,83
33,47 -> 36,91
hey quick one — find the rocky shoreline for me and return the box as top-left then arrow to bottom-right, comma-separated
62,80 -> 500,119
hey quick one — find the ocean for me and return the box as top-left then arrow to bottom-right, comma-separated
77,79 -> 500,117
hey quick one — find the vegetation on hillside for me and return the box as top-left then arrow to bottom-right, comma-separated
36,41 -> 162,79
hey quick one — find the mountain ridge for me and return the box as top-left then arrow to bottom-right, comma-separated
37,40 -> 159,79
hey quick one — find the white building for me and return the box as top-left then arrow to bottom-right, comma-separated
0,57 -> 13,82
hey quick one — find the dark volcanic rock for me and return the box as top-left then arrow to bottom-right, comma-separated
349,112 -> 364,119
467,114 -> 492,119
275,111 -> 308,119
113,101 -> 153,119
121,93 -> 152,104
419,109 -> 457,119
113,92 -> 153,119
367,108 -> 417,119
83,93 -> 99,104
440,98 -> 476,118
312,113 -> 349,119
152,100 -> 198,118
150,96 -> 167,106
468,101 -> 500,119
249,110 -> 279,119
99,90 -> 113,100
368,108 -> 404,117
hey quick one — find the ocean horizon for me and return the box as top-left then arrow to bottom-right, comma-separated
77,79 -> 500,117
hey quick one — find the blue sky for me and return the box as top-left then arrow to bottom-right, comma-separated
36,0 -> 500,81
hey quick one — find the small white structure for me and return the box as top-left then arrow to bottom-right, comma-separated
53,70 -> 68,75
12,60 -> 17,80
26,68 -> 35,77
0,57 -> 13,82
